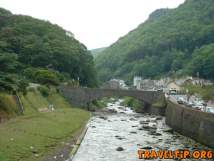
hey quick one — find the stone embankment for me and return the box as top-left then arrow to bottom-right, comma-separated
165,100 -> 214,148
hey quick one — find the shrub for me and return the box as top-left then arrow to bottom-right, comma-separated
23,67 -> 37,80
38,86 -> 49,97
17,79 -> 29,95
122,96 -> 144,112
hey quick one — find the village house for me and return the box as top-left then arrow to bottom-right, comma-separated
104,79 -> 129,89
108,79 -> 120,89
140,79 -> 155,90
184,77 -> 213,86
173,76 -> 213,86
167,82 -> 181,94
133,76 -> 156,90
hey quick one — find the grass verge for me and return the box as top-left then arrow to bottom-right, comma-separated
0,88 -> 90,161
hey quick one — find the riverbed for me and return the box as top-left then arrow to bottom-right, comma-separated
70,99 -> 213,161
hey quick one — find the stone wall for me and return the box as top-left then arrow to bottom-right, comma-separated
166,100 -> 214,148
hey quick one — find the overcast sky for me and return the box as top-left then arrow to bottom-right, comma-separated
0,0 -> 185,49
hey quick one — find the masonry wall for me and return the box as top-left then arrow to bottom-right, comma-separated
166,100 -> 214,148
59,86 -> 164,107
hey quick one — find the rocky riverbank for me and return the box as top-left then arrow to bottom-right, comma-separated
71,99 -> 213,161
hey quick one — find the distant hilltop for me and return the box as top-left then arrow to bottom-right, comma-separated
95,0 -> 214,84
90,47 -> 107,57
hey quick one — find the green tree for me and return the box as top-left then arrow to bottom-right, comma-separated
33,69 -> 60,85
0,53 -> 19,72
187,43 -> 214,80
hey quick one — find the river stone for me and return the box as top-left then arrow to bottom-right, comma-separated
132,125 -> 138,127
134,115 -> 141,118
139,121 -> 144,124
139,120 -> 149,125
130,118 -> 136,121
172,135 -> 180,139
150,119 -> 157,122
151,124 -> 157,128
141,146 -> 152,150
184,144 -> 190,149
115,135 -> 124,140
120,112 -> 126,114
130,131 -> 137,134
164,140 -> 171,144
117,137 -> 124,140
142,125 -> 150,129
148,131 -> 155,135
163,128 -> 173,133
108,109 -> 117,113
156,116 -> 162,120
99,116 -> 107,120
142,125 -> 157,132
154,132 -> 162,136
116,147 -> 124,151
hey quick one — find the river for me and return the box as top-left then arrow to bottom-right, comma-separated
70,99 -> 213,161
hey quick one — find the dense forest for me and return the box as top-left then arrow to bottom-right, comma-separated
0,8 -> 97,92
95,0 -> 214,84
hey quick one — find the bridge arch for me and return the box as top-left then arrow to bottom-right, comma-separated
59,85 -> 165,109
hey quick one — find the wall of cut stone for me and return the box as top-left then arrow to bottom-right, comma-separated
166,100 -> 214,148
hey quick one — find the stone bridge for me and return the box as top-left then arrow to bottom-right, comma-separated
59,85 -> 164,108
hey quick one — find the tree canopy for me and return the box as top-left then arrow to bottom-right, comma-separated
0,8 -> 97,92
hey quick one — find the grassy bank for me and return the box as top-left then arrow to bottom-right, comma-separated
0,94 -> 19,120
0,88 -> 90,161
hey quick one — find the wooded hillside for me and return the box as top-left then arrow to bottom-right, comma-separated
95,0 -> 214,84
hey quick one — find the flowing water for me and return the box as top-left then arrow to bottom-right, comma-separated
70,99 -> 213,161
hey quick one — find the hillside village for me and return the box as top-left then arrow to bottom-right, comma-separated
106,76 -> 214,114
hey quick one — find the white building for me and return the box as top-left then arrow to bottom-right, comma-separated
133,76 -> 142,89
